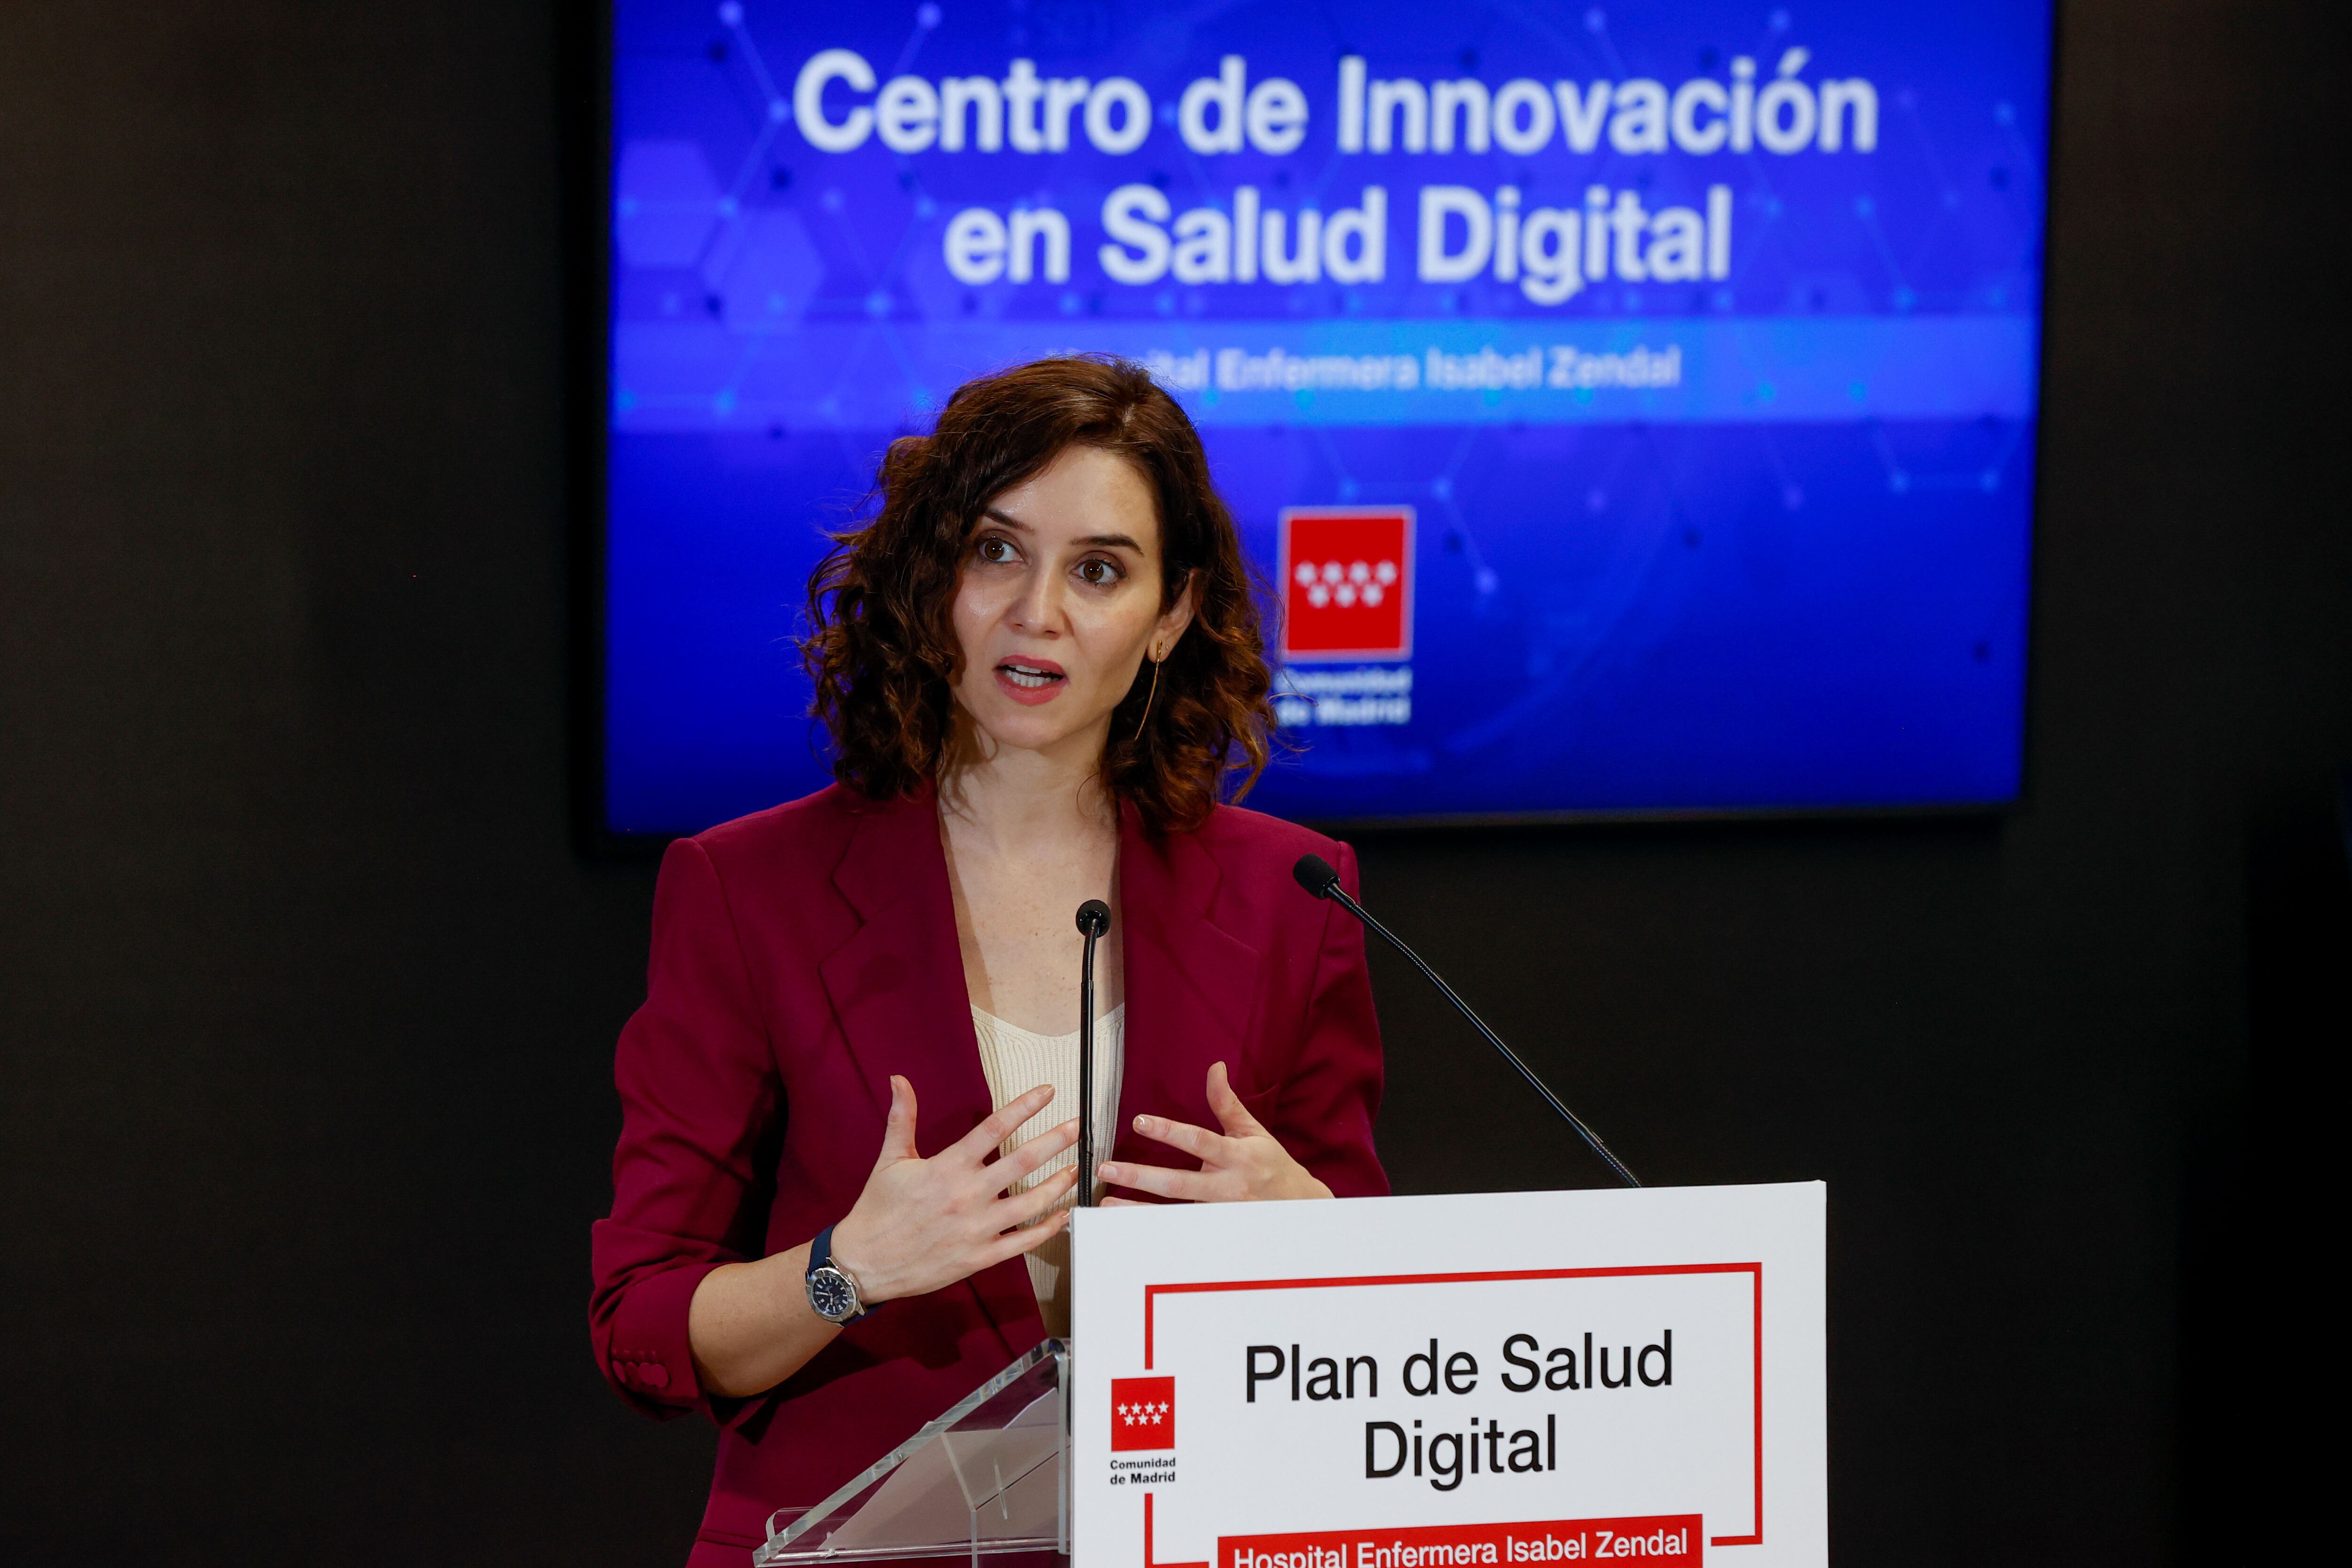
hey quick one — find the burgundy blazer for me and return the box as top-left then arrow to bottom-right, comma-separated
589,783 -> 1386,1564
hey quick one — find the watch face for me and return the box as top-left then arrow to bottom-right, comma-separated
809,1266 -> 858,1321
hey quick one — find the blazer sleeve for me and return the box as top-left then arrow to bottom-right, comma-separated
1264,840 -> 1390,1199
589,836 -> 782,1425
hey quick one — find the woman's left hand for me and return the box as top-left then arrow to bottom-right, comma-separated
1097,1062 -> 1335,1204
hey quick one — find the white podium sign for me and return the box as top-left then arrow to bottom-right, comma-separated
1071,1183 -> 1825,1568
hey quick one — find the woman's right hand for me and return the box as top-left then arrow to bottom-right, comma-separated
828,1075 -> 1078,1305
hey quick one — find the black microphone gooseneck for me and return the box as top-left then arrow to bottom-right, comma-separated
1291,854 -> 1641,1189
1073,900 -> 1111,1210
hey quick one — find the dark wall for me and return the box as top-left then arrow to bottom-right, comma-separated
0,3 -> 2339,1563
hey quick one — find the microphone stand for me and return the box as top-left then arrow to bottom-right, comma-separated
1294,856 -> 1641,1189
1075,899 -> 1110,1210
1071,899 -> 1111,1360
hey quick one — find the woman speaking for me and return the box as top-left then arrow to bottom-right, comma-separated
589,356 -> 1386,1563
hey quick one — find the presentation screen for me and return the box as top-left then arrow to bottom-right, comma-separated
600,0 -> 2050,836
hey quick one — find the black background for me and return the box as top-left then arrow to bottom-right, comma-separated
0,2 -> 2340,1563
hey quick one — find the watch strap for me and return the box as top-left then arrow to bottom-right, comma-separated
808,1224 -> 837,1282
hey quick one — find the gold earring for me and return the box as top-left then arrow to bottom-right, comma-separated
1131,645 -> 1163,742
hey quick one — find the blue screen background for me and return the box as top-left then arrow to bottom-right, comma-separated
604,0 -> 2049,834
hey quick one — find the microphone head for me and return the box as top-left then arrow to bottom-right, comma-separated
1292,853 -> 1341,900
1074,899 -> 1112,937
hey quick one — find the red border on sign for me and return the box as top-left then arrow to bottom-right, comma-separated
1140,1262 -> 1765,1548
1276,505 -> 1417,664
1144,1489 -> 1208,1568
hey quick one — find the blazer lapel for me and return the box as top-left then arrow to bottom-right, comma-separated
1113,807 -> 1266,1175
819,787 -> 993,1150
818,787 -> 1042,1355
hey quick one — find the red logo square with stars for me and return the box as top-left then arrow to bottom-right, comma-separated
1279,506 -> 1414,662
1111,1376 -> 1175,1452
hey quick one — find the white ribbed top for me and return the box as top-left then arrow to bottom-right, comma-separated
970,1003 -> 1126,1339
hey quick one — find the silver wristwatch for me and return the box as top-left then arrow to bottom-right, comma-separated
804,1223 -> 869,1324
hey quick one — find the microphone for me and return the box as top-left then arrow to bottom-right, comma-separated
1291,854 -> 1641,1188
1074,900 -> 1111,1210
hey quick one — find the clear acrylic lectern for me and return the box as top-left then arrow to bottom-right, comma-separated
753,1339 -> 1069,1566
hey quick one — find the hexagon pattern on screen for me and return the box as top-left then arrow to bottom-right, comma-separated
709,209 -> 824,332
613,139 -> 721,270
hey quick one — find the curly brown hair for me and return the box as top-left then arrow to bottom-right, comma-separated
803,355 -> 1276,834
